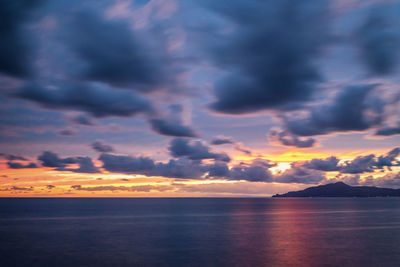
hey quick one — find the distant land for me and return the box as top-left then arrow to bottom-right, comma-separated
273,182 -> 400,197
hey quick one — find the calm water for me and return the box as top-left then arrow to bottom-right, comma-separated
1,198 -> 400,267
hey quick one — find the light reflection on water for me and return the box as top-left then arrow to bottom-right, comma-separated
0,198 -> 400,267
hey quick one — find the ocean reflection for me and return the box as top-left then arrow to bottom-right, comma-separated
1,198 -> 400,267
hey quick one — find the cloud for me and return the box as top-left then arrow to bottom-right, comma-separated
205,159 -> 275,182
176,181 -> 300,196
68,10 -> 171,91
71,114 -> 95,126
10,186 -> 34,191
376,147 -> 400,169
91,140 -> 114,153
268,129 -> 316,148
99,152 -> 275,181
375,125 -> 400,136
168,138 -> 230,162
207,162 -> 230,177
284,84 -> 385,136
207,0 -> 329,114
149,104 -> 196,137
302,156 -> 341,171
362,173 -> 400,188
58,129 -> 77,136
99,153 -> 155,174
329,172 -> 400,189
274,162 -> 325,184
7,161 -> 37,169
37,151 -> 99,173
0,101 -> 66,136
0,0 -> 42,78
38,151 -> 75,168
99,152 -> 277,181
357,7 -> 400,75
98,153 -> 205,179
210,136 -> 252,155
154,159 -> 206,179
8,145 -> 400,185
340,154 -> 376,174
17,81 -> 153,118
233,144 -> 252,156
301,147 -> 400,174
150,119 -> 196,137
211,136 -> 235,145
70,184 -> 174,192
229,160 -> 274,182
0,153 -> 27,161
71,157 -> 99,173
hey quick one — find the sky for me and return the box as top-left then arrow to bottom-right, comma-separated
0,0 -> 400,197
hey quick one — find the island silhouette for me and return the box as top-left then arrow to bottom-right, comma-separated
273,182 -> 400,197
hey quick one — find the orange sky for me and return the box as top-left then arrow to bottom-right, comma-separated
2,148 -> 398,197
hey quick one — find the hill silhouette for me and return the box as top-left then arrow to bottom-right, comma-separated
273,182 -> 400,197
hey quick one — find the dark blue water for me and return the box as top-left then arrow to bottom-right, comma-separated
1,198 -> 400,267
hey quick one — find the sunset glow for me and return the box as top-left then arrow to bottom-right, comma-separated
1,0 -> 399,197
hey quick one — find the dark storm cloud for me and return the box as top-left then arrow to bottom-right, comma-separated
169,138 -> 230,162
268,129 -> 316,148
0,0 -> 42,78
69,11 -> 165,90
207,0 -> 329,114
91,140 -> 114,153
17,82 -> 152,118
71,114 -> 94,126
37,151 -> 99,173
357,8 -> 400,75
284,84 -> 384,136
7,161 -> 37,169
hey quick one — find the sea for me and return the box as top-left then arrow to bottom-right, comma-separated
1,198 -> 400,267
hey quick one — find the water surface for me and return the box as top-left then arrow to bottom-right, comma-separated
1,198 -> 400,267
